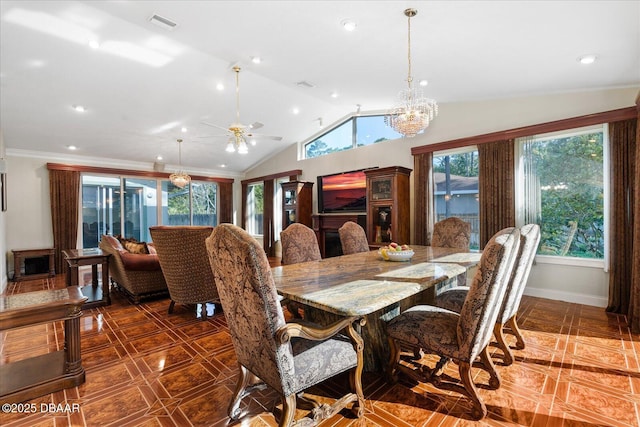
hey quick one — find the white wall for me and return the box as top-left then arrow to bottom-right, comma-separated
246,87 -> 640,308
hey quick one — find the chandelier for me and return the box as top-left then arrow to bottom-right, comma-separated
385,8 -> 438,137
169,138 -> 191,188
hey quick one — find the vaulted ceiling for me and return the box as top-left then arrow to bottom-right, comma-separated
1,1 -> 638,174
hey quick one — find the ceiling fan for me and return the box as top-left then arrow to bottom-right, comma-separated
200,66 -> 282,154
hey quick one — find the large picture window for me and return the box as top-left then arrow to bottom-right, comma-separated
517,125 -> 605,259
81,175 -> 217,247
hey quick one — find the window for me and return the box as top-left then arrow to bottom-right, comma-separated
81,175 -> 217,247
124,178 -> 157,242
245,182 -> 264,236
517,125 -> 605,259
433,148 -> 480,250
304,114 -> 402,158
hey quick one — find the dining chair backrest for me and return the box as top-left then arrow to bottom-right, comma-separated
280,223 -> 321,265
338,221 -> 369,255
205,223 -> 293,395
431,217 -> 471,250
498,223 -> 540,324
457,227 -> 520,361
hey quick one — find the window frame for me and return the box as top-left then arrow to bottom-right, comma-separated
302,113 -> 403,159
514,124 -> 609,268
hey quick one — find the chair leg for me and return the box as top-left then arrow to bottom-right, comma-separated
228,364 -> 251,420
493,322 -> 514,365
506,315 -> 526,350
168,300 -> 175,314
387,337 -> 402,382
279,394 -> 297,427
479,346 -> 501,389
459,361 -> 487,420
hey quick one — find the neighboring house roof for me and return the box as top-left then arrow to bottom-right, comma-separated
434,172 -> 478,193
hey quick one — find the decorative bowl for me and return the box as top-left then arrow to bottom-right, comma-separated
379,249 -> 414,262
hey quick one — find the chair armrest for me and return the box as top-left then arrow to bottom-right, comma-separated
275,316 -> 365,345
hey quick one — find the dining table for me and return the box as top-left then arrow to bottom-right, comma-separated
271,245 -> 481,372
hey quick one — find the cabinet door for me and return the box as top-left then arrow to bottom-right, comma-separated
370,178 -> 393,201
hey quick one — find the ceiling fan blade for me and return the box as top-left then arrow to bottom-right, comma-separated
201,121 -> 231,132
195,134 -> 228,139
249,121 -> 264,130
247,133 -> 283,141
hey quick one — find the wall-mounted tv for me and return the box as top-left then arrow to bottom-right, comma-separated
317,168 -> 372,213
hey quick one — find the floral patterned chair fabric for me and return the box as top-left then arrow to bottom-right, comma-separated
435,224 -> 541,364
149,226 -> 220,318
431,217 -> 472,250
386,227 -> 520,420
338,221 -> 370,255
280,223 -> 322,265
205,224 -> 365,426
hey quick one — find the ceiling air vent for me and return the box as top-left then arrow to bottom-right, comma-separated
296,81 -> 316,88
148,14 -> 178,30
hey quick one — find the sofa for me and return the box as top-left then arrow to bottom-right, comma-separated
99,235 -> 168,303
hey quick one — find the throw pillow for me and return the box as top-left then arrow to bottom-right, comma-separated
124,240 -> 149,254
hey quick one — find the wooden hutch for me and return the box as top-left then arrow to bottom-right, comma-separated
364,166 -> 412,248
281,181 -> 313,229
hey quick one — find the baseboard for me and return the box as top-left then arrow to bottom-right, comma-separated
524,286 -> 608,308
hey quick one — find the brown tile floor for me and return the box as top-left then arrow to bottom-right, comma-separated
1,274 -> 639,427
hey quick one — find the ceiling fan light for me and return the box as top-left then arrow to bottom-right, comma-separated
238,139 -> 249,154
226,140 -> 236,152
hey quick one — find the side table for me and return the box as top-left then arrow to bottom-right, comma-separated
63,248 -> 111,308
0,287 -> 88,403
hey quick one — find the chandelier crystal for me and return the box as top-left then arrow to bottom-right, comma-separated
169,138 -> 191,188
385,8 -> 438,137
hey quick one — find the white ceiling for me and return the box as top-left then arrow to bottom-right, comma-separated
1,1 -> 639,175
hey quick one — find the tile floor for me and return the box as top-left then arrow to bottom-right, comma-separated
1,274 -> 639,427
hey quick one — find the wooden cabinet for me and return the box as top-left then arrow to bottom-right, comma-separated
281,181 -> 313,229
365,166 -> 412,247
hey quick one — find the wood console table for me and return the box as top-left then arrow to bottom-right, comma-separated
0,287 -> 88,403
12,248 -> 55,282
63,248 -> 111,308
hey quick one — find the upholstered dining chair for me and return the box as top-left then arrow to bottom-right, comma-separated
434,224 -> 541,365
431,217 -> 472,250
386,227 -> 520,420
280,223 -> 322,318
338,221 -> 370,255
205,224 -> 365,426
280,223 -> 322,265
149,226 -> 220,319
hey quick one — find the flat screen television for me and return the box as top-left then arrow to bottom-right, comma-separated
317,169 -> 371,213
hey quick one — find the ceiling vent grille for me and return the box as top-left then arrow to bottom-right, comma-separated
149,14 -> 178,30
296,81 -> 316,88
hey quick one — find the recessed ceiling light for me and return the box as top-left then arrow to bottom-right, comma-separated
251,56 -> 261,64
181,127 -> 187,132
292,107 -> 300,115
419,79 -> 428,87
216,83 -> 224,91
72,105 -> 85,112
156,155 -> 163,161
341,19 -> 357,31
88,40 -> 100,49
67,145 -> 77,150
330,92 -> 339,98
220,164 -> 226,168
578,54 -> 597,64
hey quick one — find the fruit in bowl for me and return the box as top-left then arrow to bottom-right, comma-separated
378,242 -> 413,261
